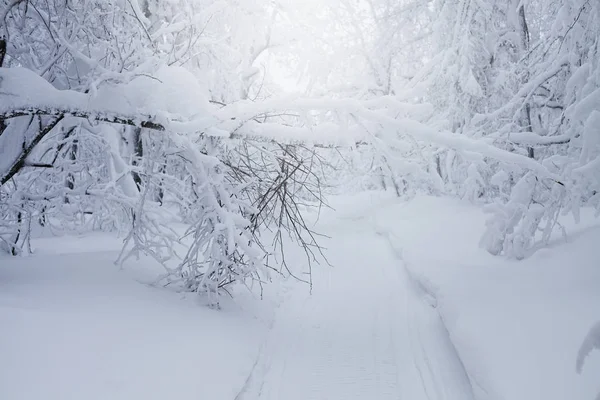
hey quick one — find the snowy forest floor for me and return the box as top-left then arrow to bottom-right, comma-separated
1,192 -> 600,400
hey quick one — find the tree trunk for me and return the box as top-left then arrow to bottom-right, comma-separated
131,127 -> 144,191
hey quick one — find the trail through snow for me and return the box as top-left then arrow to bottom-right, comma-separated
236,215 -> 475,400
3,193 -> 598,400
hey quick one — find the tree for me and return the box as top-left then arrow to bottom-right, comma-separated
2,0 -> 598,295
0,0 -> 330,304
477,0 -> 600,258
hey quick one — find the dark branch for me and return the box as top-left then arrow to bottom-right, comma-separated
23,161 -> 54,168
0,38 -> 6,67
1,116 -> 64,186
1,107 -> 166,131
0,106 -> 368,149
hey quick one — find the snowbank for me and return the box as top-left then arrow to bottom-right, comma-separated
353,193 -> 600,400
2,193 -> 598,400
0,234 -> 276,400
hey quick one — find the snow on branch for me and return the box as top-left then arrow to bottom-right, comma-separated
1,107 -> 165,131
577,321 -> 600,374
216,97 -> 560,181
507,132 -> 572,146
472,57 -> 570,124
0,66 -> 559,181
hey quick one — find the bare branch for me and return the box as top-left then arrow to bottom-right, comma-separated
1,106 -> 369,149
1,107 -> 165,131
0,38 -> 6,67
1,115 -> 63,186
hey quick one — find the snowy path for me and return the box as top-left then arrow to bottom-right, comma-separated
3,194 -> 599,400
236,219 -> 475,400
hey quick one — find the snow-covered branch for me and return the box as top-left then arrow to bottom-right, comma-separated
1,107 -> 165,131
0,65 -> 559,183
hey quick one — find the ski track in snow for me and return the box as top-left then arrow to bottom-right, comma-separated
236,219 -> 476,400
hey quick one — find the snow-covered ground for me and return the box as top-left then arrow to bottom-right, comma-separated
235,205 -> 474,400
1,192 -> 599,400
332,192 -> 600,400
0,234 -> 278,400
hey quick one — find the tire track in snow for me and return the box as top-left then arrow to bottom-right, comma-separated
236,219 -> 475,400
376,228 -> 476,400
233,283 -> 301,400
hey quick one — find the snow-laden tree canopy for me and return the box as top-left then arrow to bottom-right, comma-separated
1,0 -> 599,300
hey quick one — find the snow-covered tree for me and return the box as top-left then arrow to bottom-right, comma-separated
2,0 -> 599,295
476,0 -> 600,258
0,0 -> 333,303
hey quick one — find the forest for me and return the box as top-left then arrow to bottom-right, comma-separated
1,1 -> 599,399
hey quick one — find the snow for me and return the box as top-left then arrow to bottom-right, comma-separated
0,118 -> 33,177
0,66 -> 211,124
570,87 -> 600,124
2,192 -> 599,400
235,208 -> 474,400
362,192 -> 600,400
474,56 -> 571,123
0,66 -> 563,183
210,97 -> 559,179
577,321 -> 600,374
508,131 -> 571,145
580,111 -> 600,164
0,234 -> 275,400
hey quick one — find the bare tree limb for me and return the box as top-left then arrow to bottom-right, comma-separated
23,161 -> 54,168
0,38 -> 6,67
1,106 -> 369,148
1,115 -> 63,186
1,107 -> 165,131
